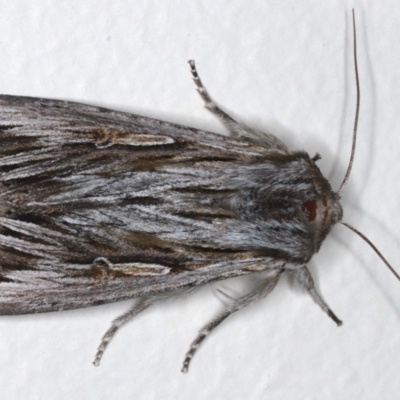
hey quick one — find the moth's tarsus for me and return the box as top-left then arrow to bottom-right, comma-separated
294,266 -> 342,326
188,59 -> 245,134
94,297 -> 154,366
181,270 -> 282,373
328,310 -> 343,327
188,58 -> 288,149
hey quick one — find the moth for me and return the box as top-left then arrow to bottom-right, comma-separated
0,11 -> 396,372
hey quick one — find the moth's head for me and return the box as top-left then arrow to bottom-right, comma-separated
302,192 -> 343,252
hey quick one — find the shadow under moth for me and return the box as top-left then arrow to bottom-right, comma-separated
0,11 -> 397,372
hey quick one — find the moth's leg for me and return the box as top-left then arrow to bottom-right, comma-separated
187,61 -> 260,141
181,270 -> 282,373
188,60 -> 287,149
93,296 -> 155,366
188,60 -> 243,133
294,265 -> 342,326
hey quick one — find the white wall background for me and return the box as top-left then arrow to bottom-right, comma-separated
0,1 -> 399,399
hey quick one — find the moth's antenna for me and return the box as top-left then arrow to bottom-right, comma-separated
338,9 -> 360,194
338,13 -> 400,284
340,222 -> 400,282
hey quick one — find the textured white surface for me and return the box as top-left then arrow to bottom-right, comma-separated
0,1 -> 399,399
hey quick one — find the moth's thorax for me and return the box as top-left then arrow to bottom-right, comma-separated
212,152 -> 344,262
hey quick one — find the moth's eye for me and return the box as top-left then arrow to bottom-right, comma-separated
301,200 -> 317,222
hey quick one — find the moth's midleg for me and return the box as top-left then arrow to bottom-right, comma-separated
181,270 -> 282,373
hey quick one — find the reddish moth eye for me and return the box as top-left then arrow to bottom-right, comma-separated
301,200 -> 317,222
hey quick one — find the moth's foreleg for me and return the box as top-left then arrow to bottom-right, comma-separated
188,60 -> 256,140
294,266 -> 342,326
93,296 -> 155,366
187,60 -> 287,149
181,270 -> 282,373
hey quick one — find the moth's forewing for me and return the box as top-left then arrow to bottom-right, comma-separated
0,95 -> 335,314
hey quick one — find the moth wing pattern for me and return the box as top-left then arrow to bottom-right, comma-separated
0,95 -> 292,314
